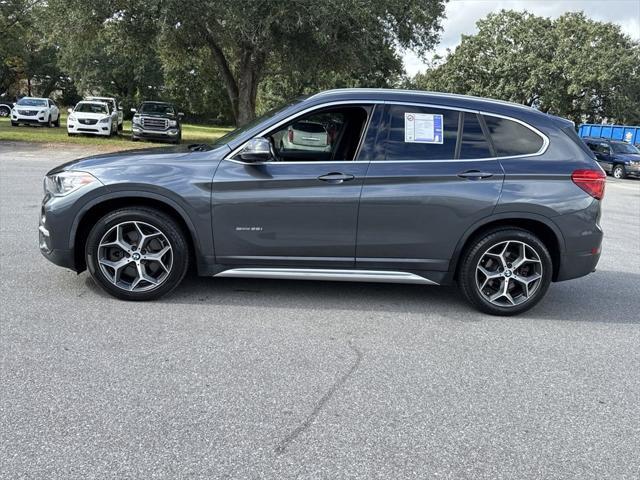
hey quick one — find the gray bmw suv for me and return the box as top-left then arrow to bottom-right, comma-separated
40,89 -> 605,315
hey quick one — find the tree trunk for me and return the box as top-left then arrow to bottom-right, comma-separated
206,34 -> 263,126
27,77 -> 32,96
235,49 -> 263,126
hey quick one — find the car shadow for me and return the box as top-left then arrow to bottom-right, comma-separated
81,267 -> 640,324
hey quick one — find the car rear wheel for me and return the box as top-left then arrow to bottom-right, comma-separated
0,106 -> 10,117
612,165 -> 626,179
85,208 -> 189,301
458,228 -> 552,316
11,121 -> 18,127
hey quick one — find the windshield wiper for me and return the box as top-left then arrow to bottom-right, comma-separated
187,143 -> 212,152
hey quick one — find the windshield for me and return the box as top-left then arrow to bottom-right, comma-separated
612,142 -> 640,154
17,98 -> 47,107
211,97 -> 307,146
75,103 -> 109,114
139,103 -> 175,115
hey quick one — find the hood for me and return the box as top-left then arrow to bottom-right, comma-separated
47,144 -> 231,176
614,153 -> 640,161
72,111 -> 111,120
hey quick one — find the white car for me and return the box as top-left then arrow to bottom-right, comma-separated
67,101 -> 118,137
10,97 -> 60,127
0,102 -> 13,117
86,96 -> 123,131
279,121 -> 332,151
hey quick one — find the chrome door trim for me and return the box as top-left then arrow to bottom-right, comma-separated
224,99 -> 549,165
214,268 -> 439,285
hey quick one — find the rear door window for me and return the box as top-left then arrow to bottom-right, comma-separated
384,105 -> 459,160
459,113 -> 492,159
483,115 -> 544,157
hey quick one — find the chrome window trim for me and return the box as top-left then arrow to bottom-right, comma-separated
224,99 -> 549,165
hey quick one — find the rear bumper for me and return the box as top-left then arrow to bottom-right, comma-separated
553,199 -> 603,282
556,249 -> 601,281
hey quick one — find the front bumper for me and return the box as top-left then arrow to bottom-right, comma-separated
11,113 -> 47,124
39,181 -> 107,272
624,164 -> 640,178
132,125 -> 180,140
67,122 -> 111,136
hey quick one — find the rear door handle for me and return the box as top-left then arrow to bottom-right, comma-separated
458,170 -> 494,180
318,172 -> 355,184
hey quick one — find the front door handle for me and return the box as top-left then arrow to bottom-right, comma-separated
458,170 -> 494,180
318,172 -> 355,184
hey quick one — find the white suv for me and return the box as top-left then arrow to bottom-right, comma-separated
11,97 -> 60,127
86,96 -> 123,131
67,101 -> 119,137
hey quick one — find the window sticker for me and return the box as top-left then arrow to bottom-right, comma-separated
404,112 -> 443,144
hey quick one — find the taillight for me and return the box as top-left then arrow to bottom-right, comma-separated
571,169 -> 606,200
288,128 -> 293,142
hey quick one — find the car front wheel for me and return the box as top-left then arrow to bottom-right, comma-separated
612,165 -> 626,179
86,207 -> 190,300
458,228 -> 552,316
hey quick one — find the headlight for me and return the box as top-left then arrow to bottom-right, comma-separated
630,160 -> 640,166
99,116 -> 111,124
44,171 -> 98,197
132,115 -> 141,125
68,115 -> 76,122
168,120 -> 177,127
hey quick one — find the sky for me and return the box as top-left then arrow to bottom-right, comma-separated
403,0 -> 640,76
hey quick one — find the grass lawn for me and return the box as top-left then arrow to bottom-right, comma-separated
0,113 -> 232,151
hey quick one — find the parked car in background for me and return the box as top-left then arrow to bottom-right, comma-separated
40,89 -> 605,316
131,101 -> 183,144
67,101 -> 119,137
0,101 -> 14,117
10,97 -> 60,127
279,121 -> 332,152
583,137 -> 640,179
86,96 -> 123,131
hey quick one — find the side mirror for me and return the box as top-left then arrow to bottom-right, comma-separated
130,108 -> 137,113
238,138 -> 273,163
178,112 -> 185,118
118,106 -> 123,111
67,108 -> 73,114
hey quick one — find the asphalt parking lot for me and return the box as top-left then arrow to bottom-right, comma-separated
1,142 -> 639,479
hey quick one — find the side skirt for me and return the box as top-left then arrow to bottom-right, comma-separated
213,268 -> 439,285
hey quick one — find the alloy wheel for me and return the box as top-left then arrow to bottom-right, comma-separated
97,221 -> 173,292
475,240 -> 543,307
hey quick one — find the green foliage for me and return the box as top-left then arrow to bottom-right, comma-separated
160,0 -> 446,124
413,10 -> 640,125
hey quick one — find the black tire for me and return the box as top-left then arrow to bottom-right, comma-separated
612,164 -> 626,179
118,122 -> 123,131
85,207 -> 190,301
0,106 -> 10,117
46,117 -> 52,127
54,116 -> 60,127
131,136 -> 139,142
68,132 -> 75,137
458,228 -> 553,316
11,121 -> 18,127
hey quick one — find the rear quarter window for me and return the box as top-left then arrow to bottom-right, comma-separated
483,115 -> 544,157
